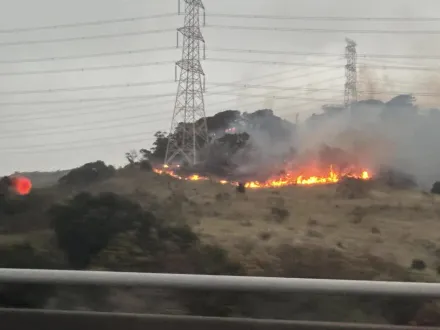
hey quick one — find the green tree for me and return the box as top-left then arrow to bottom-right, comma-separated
58,161 -> 115,186
49,192 -> 155,269
141,131 -> 169,161
125,150 -> 139,165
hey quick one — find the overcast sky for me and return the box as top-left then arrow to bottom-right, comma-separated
1,0 -> 440,174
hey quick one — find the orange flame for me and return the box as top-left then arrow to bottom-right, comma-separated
154,165 -> 371,189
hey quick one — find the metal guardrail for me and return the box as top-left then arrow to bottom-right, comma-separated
1,268 -> 440,296
1,268 -> 440,329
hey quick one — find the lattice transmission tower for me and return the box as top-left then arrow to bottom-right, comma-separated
344,38 -> 358,108
164,0 -> 208,166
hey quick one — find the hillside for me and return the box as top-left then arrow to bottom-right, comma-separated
2,165 -> 440,325
79,168 -> 440,276
3,99 -> 440,324
10,170 -> 70,188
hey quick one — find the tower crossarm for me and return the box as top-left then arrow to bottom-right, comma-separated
178,26 -> 204,41
183,0 -> 204,9
176,59 -> 204,75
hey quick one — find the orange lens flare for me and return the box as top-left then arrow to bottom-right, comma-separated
11,176 -> 32,195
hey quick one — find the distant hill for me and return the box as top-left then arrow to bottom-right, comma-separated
11,170 -> 70,188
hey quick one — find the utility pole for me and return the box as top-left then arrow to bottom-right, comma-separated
165,0 -> 208,166
344,38 -> 357,108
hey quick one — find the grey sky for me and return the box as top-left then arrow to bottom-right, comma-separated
1,0 -> 440,174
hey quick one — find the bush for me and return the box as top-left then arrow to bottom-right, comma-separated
50,192 -> 201,270
50,190 -> 247,316
378,167 -> 417,189
431,181 -> 440,194
0,192 -> 43,216
58,161 -> 115,186
139,160 -> 153,171
49,192 -> 155,269
270,207 -> 289,222
410,259 -> 426,270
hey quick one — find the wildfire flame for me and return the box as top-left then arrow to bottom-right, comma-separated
154,165 -> 370,189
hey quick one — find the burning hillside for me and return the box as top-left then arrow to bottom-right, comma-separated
149,109 -> 381,188
153,146 -> 372,188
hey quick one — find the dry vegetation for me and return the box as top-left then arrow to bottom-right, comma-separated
3,166 -> 440,325
96,169 -> 440,280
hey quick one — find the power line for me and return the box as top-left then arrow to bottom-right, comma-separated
0,59 -> 341,96
0,93 -> 336,149
207,47 -> 440,60
1,66 -> 316,118
0,135 -> 155,154
0,13 -> 176,34
208,92 -> 337,102
356,62 -> 440,71
209,81 -> 344,114
0,60 -> 174,76
205,57 -> 440,71
1,98 -> 174,122
0,28 -> 175,48
1,59 -> 343,119
0,132 -> 152,151
205,58 -> 345,68
0,77 -> 345,138
206,81 -> 344,92
0,92 -> 176,106
1,73 -> 342,123
0,47 -> 176,64
0,97 -> 338,155
2,61 -> 344,121
208,13 -> 440,22
1,76 -> 343,129
0,80 -> 175,95
0,94 -> 317,139
206,24 -> 440,35
0,77 -> 351,96
4,12 -> 440,36
0,72 -> 347,153
0,112 -> 167,139
0,132 -> 152,152
0,81 -> 344,106
5,46 -> 440,65
206,82 -> 440,96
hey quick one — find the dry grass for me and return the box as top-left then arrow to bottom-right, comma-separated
89,169 -> 440,279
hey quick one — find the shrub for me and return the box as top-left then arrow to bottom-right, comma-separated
0,192 -> 43,216
139,160 -> 153,171
49,192 -> 154,269
58,161 -> 115,186
270,207 -> 289,223
50,192 -> 201,270
431,181 -> 440,195
410,259 -> 426,270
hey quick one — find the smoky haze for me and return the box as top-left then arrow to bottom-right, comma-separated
209,93 -> 440,189
292,97 -> 440,189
